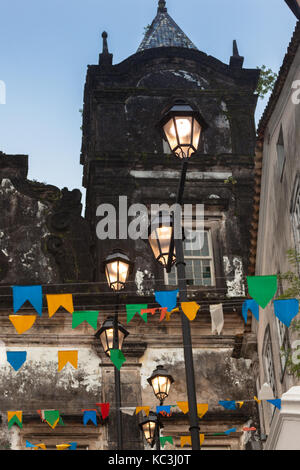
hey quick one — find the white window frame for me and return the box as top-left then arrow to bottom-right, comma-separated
164,228 -> 215,287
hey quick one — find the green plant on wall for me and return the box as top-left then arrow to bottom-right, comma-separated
256,65 -> 278,99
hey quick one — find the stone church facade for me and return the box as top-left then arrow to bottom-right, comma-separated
0,1 -> 261,450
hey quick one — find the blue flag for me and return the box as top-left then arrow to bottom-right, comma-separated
7,351 -> 27,371
68,442 -> 77,450
242,299 -> 259,323
267,399 -> 281,410
12,285 -> 43,316
26,440 -> 36,448
155,290 -> 179,313
83,410 -> 97,426
156,405 -> 171,415
219,401 -> 237,410
273,299 -> 299,327
224,428 -> 237,435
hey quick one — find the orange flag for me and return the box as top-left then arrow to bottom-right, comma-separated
34,444 -> 47,450
177,401 -> 189,414
56,444 -> 71,450
46,294 -> 74,318
197,404 -> 208,418
181,302 -> 200,321
180,436 -> 191,448
200,434 -> 205,446
58,351 -> 78,372
136,407 -> 150,417
166,308 -> 179,322
9,315 -> 36,334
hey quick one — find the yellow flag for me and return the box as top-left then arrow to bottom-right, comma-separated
56,444 -> 71,450
254,396 -> 261,404
180,436 -> 192,448
177,401 -> 189,414
34,444 -> 47,450
236,401 -> 244,408
46,294 -> 74,318
166,308 -> 179,322
136,407 -> 150,417
181,302 -> 200,321
9,315 -> 36,334
200,434 -> 205,446
7,411 -> 22,422
197,404 -> 208,418
58,351 -> 78,372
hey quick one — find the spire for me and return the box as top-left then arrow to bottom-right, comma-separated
99,31 -> 113,66
137,1 -> 198,52
229,40 -> 244,69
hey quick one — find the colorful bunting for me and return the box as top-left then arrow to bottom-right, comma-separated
180,436 -> 191,448
126,304 -> 148,324
96,403 -> 110,420
246,275 -> 277,309
136,407 -> 150,417
58,350 -> 78,372
160,436 -> 173,448
110,349 -> 126,370
224,428 -> 236,435
156,406 -> 171,416
267,399 -> 281,410
6,351 -> 27,371
209,304 -> 224,335
12,285 -> 43,316
242,299 -> 259,323
219,401 -> 236,410
46,294 -> 74,318
7,411 -> 22,429
236,401 -> 244,408
155,290 -> 179,313
273,299 -> 299,327
166,307 -> 179,321
176,401 -> 189,414
83,410 -> 97,426
243,427 -> 256,432
69,442 -> 77,450
72,311 -> 99,330
197,404 -> 208,418
44,410 -> 61,429
56,444 -> 71,450
9,315 -> 36,334
181,302 -> 200,321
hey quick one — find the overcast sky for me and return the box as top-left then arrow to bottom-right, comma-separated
0,0 -> 297,199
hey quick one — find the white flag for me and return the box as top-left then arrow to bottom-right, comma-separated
210,304 -> 224,335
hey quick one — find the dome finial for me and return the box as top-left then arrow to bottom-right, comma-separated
158,0 -> 167,12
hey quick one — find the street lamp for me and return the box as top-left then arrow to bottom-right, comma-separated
148,101 -> 207,450
95,249 -> 133,451
159,100 -> 205,159
139,412 -> 161,449
148,211 -> 176,269
147,365 -> 174,405
104,250 -> 132,291
96,317 -> 129,357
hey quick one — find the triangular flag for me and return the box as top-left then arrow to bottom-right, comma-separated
200,434 -> 205,446
12,285 -> 42,316
159,307 -> 168,322
242,299 -> 259,323
58,350 -> 78,372
44,410 -> 60,429
181,302 -> 200,321
247,275 -> 278,309
6,351 -> 27,371
224,428 -> 236,435
46,294 -> 74,318
83,410 -> 97,426
72,311 -> 99,330
177,401 -> 189,414
180,436 -> 192,448
273,299 -> 299,327
236,401 -> 244,408
56,444 -> 71,450
209,304 -> 224,335
7,411 -> 23,429
9,315 -> 36,334
197,404 -> 208,418
110,349 -> 126,370
160,436 -> 173,448
267,399 -> 281,410
26,440 -> 36,448
68,442 -> 77,450
96,403 -> 110,420
155,290 -> 179,312
254,396 -> 261,404
166,307 -> 179,322
219,401 -> 236,410
34,444 -> 47,450
126,304 -> 148,323
156,406 -> 171,416
258,383 -> 274,400
136,407 -> 150,417
243,427 -> 256,432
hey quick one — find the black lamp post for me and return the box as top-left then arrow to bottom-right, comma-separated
147,365 -> 174,406
139,412 -> 161,449
148,101 -> 207,450
95,250 -> 132,450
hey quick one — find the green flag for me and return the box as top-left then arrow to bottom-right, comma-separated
247,275 -> 278,309
160,436 -> 173,448
72,311 -> 99,330
126,304 -> 148,324
44,410 -> 60,428
110,349 -> 126,370
8,415 -> 23,429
